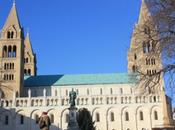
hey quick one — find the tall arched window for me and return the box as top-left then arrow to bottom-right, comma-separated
66,90 -> 68,96
134,54 -> 137,60
11,75 -> 14,80
100,88 -> 103,95
28,69 -> 31,75
110,112 -> 114,122
8,46 -> 12,57
125,112 -> 129,121
11,31 -> 14,39
154,111 -> 158,120
35,114 -> 39,124
5,115 -> 9,125
50,114 -> 54,123
87,89 -> 90,95
143,41 -> 146,53
24,69 -> 27,75
13,45 -> 17,57
20,115 -> 24,125
7,31 -> 11,39
3,46 -> 7,57
26,58 -> 29,63
120,88 -> 123,94
140,111 -> 144,120
12,63 -> 14,69
110,88 -> 113,94
96,112 -> 100,122
132,65 -> 137,73
4,63 -> 7,70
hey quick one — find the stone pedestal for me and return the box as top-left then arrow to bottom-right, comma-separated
67,106 -> 80,130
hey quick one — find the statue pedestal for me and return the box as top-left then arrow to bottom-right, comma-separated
67,106 -> 80,130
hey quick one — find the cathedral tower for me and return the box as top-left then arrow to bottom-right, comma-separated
24,32 -> 37,76
128,0 -> 162,76
0,3 -> 24,99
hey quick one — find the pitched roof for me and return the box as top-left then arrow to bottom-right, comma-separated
24,33 -> 34,54
24,73 -> 137,87
138,0 -> 151,24
3,3 -> 21,30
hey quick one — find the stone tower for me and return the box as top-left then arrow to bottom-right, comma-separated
128,1 -> 175,128
24,32 -> 37,76
0,3 -> 24,99
128,0 -> 162,75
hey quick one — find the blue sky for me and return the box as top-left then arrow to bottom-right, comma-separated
1,0 -> 175,106
0,0 -> 141,75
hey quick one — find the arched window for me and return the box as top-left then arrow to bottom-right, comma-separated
26,58 -> 28,63
11,31 -> 14,39
87,89 -> 90,95
50,114 -> 54,123
8,46 -> 12,57
9,75 -> 11,80
12,63 -> 14,69
134,54 -> 137,60
28,69 -> 31,75
110,88 -> 113,94
66,90 -> 68,96
154,111 -> 158,120
100,88 -> 103,95
147,42 -> 151,52
110,112 -> 114,122
143,41 -> 146,53
140,111 -> 144,120
7,31 -> 11,39
13,45 -> 17,57
96,112 -> 100,122
3,46 -> 7,57
5,115 -> 9,125
125,112 -> 129,121
35,114 -> 39,124
120,88 -> 123,94
11,75 -> 14,80
4,63 -> 7,70
65,114 -> 69,123
24,69 -> 27,75
20,115 -> 24,125
132,65 -> 136,73
153,96 -> 156,102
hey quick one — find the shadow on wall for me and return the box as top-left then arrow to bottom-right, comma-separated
0,107 -> 60,130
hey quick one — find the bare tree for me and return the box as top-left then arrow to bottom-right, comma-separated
133,0 -> 175,94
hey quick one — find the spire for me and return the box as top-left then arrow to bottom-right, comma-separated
138,0 -> 151,24
2,2 -> 21,31
24,32 -> 34,54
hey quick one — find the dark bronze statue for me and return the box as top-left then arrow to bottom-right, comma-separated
69,88 -> 77,107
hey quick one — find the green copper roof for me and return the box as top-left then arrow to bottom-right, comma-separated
24,73 -> 137,87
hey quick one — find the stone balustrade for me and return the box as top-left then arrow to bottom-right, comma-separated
0,94 -> 161,108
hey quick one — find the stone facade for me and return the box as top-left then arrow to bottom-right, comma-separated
0,1 -> 174,130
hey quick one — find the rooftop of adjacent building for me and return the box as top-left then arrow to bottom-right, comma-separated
24,73 -> 137,87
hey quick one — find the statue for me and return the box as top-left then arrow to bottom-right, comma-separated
69,88 -> 77,107
67,89 -> 80,130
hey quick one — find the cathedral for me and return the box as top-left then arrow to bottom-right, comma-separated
0,1 -> 174,130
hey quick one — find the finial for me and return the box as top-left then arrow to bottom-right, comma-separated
26,28 -> 30,36
13,0 -> 16,5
